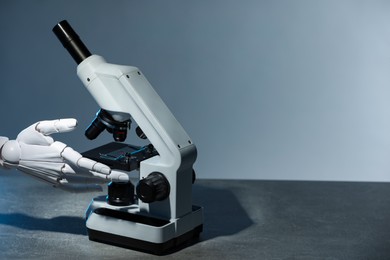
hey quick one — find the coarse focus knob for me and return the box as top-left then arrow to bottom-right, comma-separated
136,172 -> 170,203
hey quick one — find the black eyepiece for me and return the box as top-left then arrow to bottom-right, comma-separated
53,20 -> 92,64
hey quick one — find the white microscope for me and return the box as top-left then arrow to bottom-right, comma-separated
52,20 -> 203,254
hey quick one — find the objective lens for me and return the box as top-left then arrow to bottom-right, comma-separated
85,109 -> 130,141
113,130 -> 127,142
85,117 -> 106,140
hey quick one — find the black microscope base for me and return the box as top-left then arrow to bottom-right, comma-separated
87,224 -> 203,255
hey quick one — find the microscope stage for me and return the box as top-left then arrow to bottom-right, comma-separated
82,142 -> 158,172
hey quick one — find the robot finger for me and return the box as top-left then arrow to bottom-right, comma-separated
90,169 -> 129,182
16,124 -> 54,145
36,118 -> 77,136
59,145 -> 111,175
79,158 -> 111,174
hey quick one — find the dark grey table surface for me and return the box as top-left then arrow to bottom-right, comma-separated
0,171 -> 389,259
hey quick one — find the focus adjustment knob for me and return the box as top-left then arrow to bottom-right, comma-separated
136,172 -> 170,203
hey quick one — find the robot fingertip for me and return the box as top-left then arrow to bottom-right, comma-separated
110,170 -> 130,182
58,118 -> 78,130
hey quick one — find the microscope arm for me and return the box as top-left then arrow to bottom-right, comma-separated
78,56 -> 196,218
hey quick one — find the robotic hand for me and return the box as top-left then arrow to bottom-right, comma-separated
0,118 -> 129,192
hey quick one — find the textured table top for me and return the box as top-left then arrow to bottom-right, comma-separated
0,171 -> 389,259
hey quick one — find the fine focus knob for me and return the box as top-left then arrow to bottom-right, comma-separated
136,172 -> 170,203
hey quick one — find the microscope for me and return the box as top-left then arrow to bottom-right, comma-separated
52,20 -> 203,254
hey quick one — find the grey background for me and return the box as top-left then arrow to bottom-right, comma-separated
1,0 -> 390,181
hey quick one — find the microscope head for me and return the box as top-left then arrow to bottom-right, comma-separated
53,21 -> 131,142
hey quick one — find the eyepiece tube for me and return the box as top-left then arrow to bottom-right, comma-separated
52,20 -> 92,64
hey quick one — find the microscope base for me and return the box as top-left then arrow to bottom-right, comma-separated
85,199 -> 203,255
87,223 -> 203,255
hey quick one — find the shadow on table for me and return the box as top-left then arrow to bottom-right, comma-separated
0,213 -> 86,235
193,184 -> 254,240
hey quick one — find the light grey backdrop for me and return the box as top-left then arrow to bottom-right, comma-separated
1,0 -> 390,181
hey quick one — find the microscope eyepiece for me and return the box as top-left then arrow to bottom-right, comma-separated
53,20 -> 92,64
85,109 -> 130,142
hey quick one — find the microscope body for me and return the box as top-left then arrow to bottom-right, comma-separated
53,20 -> 203,253
73,44 -> 202,253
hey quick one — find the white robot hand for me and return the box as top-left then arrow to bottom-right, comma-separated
0,119 -> 129,192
